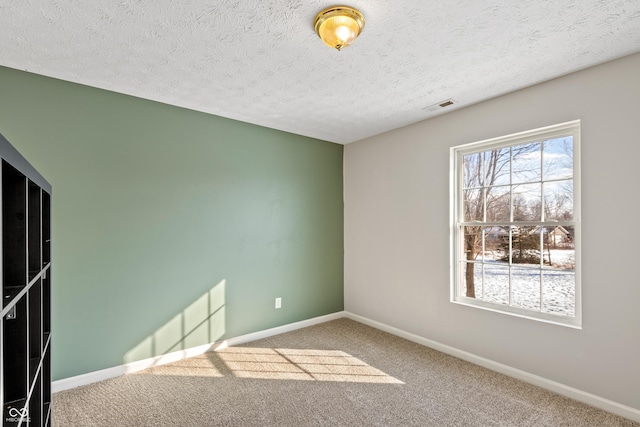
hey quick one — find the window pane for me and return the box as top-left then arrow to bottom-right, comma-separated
463,189 -> 483,222
510,226 -> 540,265
484,227 -> 508,259
543,242 -> 575,271
542,267 -> 575,316
541,228 -> 575,258
463,153 -> 484,188
463,226 -> 483,261
512,184 -> 541,221
483,264 -> 509,305
511,266 -> 541,310
512,142 -> 541,184
486,185 -> 510,222
483,147 -> 511,186
543,137 -> 573,180
544,180 -> 573,221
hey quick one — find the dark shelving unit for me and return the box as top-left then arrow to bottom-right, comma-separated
1,133 -> 51,427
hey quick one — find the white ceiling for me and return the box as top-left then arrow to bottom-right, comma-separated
1,1 -> 639,144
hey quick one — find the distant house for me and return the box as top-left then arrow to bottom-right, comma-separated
531,225 -> 573,248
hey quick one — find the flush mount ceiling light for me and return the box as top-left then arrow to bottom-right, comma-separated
314,6 -> 365,51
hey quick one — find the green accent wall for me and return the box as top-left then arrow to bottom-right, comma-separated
0,66 -> 344,380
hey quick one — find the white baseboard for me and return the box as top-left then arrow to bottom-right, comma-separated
52,311 -> 345,393
344,311 -> 640,423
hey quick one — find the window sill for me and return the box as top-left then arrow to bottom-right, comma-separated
451,296 -> 582,329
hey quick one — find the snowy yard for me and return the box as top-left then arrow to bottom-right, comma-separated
471,249 -> 575,317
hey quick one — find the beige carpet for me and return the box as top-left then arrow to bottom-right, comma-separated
53,318 -> 638,426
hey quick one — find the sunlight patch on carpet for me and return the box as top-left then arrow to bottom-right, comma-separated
133,354 -> 226,377
217,347 -> 404,384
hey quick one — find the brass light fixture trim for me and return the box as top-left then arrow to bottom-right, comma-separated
314,6 -> 365,51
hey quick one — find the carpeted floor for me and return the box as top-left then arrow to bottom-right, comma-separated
53,318 -> 639,426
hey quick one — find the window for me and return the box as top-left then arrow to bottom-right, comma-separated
450,121 -> 580,327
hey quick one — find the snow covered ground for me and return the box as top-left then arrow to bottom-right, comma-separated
472,249 -> 575,317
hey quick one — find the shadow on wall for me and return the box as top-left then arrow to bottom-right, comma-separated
124,279 -> 227,364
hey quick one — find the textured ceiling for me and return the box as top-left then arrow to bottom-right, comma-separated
1,1 -> 639,144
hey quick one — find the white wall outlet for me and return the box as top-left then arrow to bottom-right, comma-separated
275,297 -> 282,309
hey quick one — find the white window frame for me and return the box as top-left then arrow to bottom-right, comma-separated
450,120 -> 581,328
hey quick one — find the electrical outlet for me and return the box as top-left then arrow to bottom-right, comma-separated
275,297 -> 282,309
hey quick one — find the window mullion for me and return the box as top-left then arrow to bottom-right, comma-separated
541,142 -> 546,223
539,226 -> 544,312
481,228 -> 485,299
508,226 -> 513,307
508,145 -> 513,308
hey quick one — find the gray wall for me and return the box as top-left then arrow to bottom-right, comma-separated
0,66 -> 344,380
344,53 -> 640,410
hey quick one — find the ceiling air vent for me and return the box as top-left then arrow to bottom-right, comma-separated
422,98 -> 457,113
